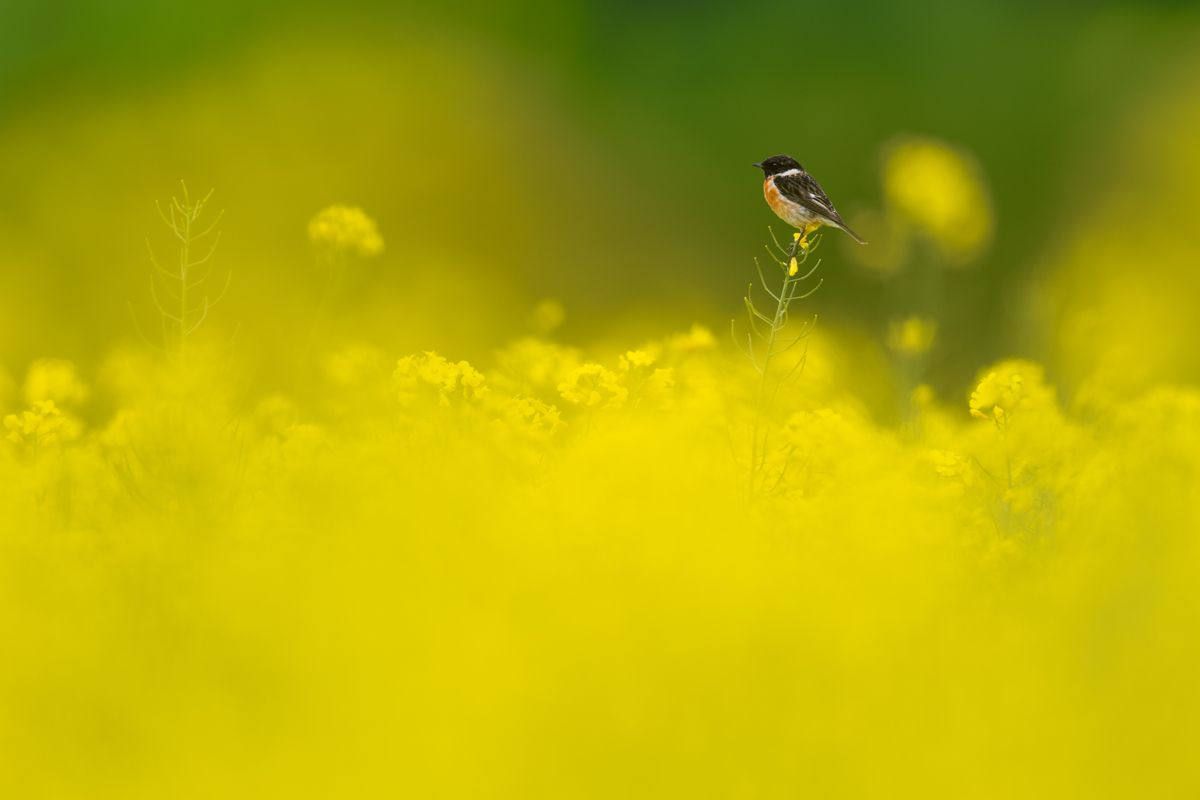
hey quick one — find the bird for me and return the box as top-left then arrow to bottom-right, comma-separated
754,155 -> 866,248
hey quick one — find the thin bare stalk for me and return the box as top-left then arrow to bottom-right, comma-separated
732,230 -> 823,498
133,181 -> 231,360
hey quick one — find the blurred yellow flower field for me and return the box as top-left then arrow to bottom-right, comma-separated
3,258 -> 1200,795
4,4 -> 1200,798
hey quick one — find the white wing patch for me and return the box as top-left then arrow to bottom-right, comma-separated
805,191 -> 835,215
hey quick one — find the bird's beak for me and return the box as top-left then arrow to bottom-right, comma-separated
751,162 -> 762,168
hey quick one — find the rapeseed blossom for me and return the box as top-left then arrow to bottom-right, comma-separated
308,205 -> 384,257
394,351 -> 488,406
883,136 -> 993,265
4,399 -> 73,447
968,359 -> 1053,428
5,164 -> 1200,799
618,349 -> 657,370
6,24 -> 1200,799
3,321 -> 1200,799
557,362 -> 627,408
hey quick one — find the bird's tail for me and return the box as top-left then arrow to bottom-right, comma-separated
835,221 -> 867,245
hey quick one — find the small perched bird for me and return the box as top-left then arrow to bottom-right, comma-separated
754,155 -> 866,246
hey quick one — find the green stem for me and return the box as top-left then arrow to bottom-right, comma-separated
749,238 -> 801,498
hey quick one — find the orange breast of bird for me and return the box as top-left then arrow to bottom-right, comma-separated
763,178 -> 784,214
763,176 -> 818,231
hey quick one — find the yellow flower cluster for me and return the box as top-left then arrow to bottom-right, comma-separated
554,346 -> 679,413
496,395 -> 564,440
3,325 -> 1199,797
394,351 -> 488,407
3,359 -> 89,451
557,362 -> 627,409
3,399 -> 74,447
968,359 -> 1054,429
883,136 -> 994,266
618,349 -> 655,370
307,204 -> 384,257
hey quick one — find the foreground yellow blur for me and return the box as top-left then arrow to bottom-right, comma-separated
1,306 -> 1199,797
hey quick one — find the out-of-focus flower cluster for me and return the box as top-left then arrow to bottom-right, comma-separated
968,359 -> 1056,430
882,136 -> 994,266
395,352 -> 488,407
4,400 -> 73,447
3,359 -> 89,452
849,135 -> 994,276
307,204 -> 384,257
3,317 -> 1200,798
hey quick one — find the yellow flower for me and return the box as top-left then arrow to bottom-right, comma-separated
887,316 -> 937,356
883,136 -> 993,266
308,205 -> 384,257
967,360 -> 1053,429
619,349 -> 657,371
501,396 -> 564,436
557,363 -> 627,409
788,256 -> 799,276
970,371 -> 1011,423
4,400 -> 74,447
2,413 -> 22,444
394,352 -> 488,407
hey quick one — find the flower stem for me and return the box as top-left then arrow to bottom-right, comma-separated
747,236 -> 815,498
